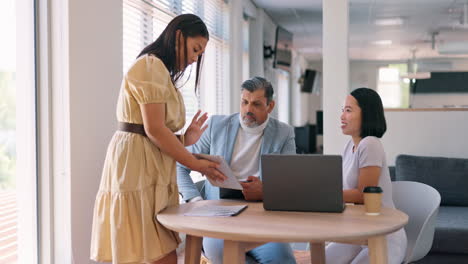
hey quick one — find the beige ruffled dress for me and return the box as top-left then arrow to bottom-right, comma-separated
90,54 -> 185,263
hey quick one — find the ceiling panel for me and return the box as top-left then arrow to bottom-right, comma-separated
252,0 -> 468,61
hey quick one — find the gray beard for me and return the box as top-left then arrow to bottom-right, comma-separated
242,117 -> 259,128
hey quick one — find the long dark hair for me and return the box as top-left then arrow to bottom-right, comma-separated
138,14 -> 209,91
351,87 -> 387,138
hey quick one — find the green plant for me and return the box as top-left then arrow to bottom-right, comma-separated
0,145 -> 15,190
0,71 -> 16,190
0,72 -> 16,130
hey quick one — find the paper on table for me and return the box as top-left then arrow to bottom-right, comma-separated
184,204 -> 248,217
193,153 -> 243,190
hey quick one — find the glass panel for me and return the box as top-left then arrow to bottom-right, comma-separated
378,67 -> 402,108
2,0 -> 37,262
0,1 -> 18,262
16,0 -> 37,262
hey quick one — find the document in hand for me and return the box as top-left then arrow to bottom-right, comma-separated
184,204 -> 248,217
193,153 -> 243,190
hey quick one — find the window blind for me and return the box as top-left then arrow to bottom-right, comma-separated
123,0 -> 230,126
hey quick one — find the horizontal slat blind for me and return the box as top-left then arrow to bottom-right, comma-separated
123,0 -> 230,127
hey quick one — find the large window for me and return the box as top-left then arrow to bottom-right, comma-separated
1,1 -> 19,262
123,0 -> 230,125
276,70 -> 291,124
377,64 -> 410,108
1,0 -> 38,263
0,6 -> 17,256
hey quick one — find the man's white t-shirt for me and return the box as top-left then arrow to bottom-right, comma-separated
229,115 -> 269,180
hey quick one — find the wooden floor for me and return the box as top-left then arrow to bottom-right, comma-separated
294,250 -> 312,264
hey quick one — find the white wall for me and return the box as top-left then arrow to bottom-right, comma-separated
68,0 -> 122,263
383,111 -> 468,165
247,3 -> 264,78
291,51 -> 314,127
411,93 -> 468,108
349,61 -> 382,91
305,61 -> 323,125
249,8 -> 281,119
349,60 -> 468,108
261,9 -> 278,94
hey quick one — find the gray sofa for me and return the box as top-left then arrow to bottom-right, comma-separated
391,154 -> 468,264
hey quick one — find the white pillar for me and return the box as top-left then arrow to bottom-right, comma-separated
68,0 -> 122,263
229,0 -> 243,114
323,0 -> 349,154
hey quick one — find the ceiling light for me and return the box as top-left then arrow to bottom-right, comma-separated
374,17 -> 404,26
372,40 -> 392,45
401,72 -> 431,80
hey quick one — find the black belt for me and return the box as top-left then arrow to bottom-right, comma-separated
118,122 -> 146,136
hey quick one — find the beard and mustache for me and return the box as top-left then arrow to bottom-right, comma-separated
242,112 -> 259,128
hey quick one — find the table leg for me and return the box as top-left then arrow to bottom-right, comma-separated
368,236 -> 388,264
309,242 -> 326,264
185,235 -> 203,264
223,240 -> 246,264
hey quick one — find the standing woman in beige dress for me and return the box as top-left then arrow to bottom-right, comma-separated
90,14 -> 226,264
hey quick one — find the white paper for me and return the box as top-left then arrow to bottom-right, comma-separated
193,153 -> 243,190
184,204 -> 248,217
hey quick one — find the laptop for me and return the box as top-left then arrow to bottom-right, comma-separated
261,154 -> 345,213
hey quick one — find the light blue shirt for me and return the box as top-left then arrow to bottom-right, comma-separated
177,113 -> 296,201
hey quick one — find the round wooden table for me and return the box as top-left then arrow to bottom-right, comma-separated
157,199 -> 408,264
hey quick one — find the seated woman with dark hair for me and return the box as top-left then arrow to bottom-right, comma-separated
325,88 -> 407,264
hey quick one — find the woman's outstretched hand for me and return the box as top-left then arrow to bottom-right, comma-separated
193,158 -> 227,182
184,110 -> 209,146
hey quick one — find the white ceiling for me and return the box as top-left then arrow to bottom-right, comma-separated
253,0 -> 468,62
